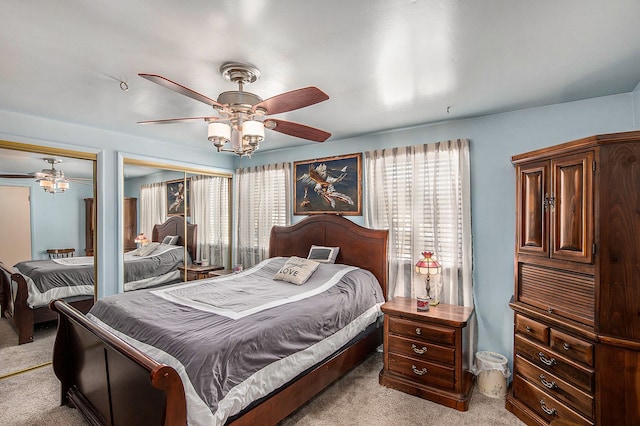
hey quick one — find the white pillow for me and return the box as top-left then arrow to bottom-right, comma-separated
307,245 -> 340,264
162,235 -> 179,245
134,242 -> 160,257
273,256 -> 320,285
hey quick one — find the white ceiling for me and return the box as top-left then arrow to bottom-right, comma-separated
2,0 -> 640,174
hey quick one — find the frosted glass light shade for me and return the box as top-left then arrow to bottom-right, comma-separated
207,122 -> 231,142
57,180 -> 69,191
242,120 -> 265,140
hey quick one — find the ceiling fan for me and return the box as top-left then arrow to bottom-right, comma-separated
137,62 -> 331,157
0,158 -> 91,194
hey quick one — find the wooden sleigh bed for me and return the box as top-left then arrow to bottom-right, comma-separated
51,214 -> 388,425
0,216 -> 197,345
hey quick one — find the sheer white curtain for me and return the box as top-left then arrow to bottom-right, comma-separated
234,163 -> 290,268
365,139 -> 475,364
139,182 -> 167,239
190,175 -> 230,267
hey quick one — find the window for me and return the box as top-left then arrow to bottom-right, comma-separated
365,139 -> 472,305
234,163 -> 291,267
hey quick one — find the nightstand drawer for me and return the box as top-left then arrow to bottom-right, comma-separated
388,353 -> 455,391
515,335 -> 594,393
550,329 -> 593,367
515,314 -> 549,345
513,375 -> 593,426
387,335 -> 455,366
387,317 -> 455,346
515,355 -> 594,419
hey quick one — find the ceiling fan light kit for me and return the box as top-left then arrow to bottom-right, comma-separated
138,62 -> 331,157
36,158 -> 71,194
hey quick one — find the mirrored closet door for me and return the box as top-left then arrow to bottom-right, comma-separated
122,159 -> 232,290
0,141 -> 96,357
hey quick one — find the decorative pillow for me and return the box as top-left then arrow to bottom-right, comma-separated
273,256 -> 320,285
307,245 -> 340,264
134,242 -> 160,257
161,235 -> 179,245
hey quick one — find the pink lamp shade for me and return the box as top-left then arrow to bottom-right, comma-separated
415,251 -> 441,276
134,233 -> 148,245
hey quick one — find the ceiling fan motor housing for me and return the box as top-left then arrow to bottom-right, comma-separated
217,91 -> 263,111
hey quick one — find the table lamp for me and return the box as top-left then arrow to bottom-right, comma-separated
415,251 -> 441,306
134,233 -> 148,248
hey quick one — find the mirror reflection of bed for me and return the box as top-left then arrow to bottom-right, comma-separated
0,144 -> 96,350
0,215 -> 203,346
123,161 -> 233,286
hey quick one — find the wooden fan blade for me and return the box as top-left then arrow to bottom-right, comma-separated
138,116 -> 217,125
139,74 -> 224,108
265,119 -> 331,142
0,173 -> 34,179
252,87 -> 329,115
68,178 -> 93,185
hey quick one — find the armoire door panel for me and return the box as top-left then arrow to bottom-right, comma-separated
550,152 -> 593,264
517,162 -> 549,257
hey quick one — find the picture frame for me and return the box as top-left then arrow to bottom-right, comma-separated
166,178 -> 191,216
293,153 -> 362,215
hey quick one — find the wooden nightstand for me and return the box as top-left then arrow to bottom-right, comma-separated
379,297 -> 475,411
209,269 -> 233,277
178,264 -> 224,281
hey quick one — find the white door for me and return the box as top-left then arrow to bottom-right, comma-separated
0,185 -> 31,266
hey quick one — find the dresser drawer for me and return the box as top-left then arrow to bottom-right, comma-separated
515,355 -> 594,419
388,353 -> 455,391
387,335 -> 455,366
515,314 -> 549,345
514,335 -> 594,393
513,375 -> 593,426
550,329 -> 594,367
387,316 -> 455,346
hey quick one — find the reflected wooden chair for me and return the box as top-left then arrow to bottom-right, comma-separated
47,248 -> 75,259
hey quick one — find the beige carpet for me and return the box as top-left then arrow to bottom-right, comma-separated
0,318 -> 56,378
0,318 -> 525,425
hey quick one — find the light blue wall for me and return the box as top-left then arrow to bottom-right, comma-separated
235,92 -> 638,368
1,91 -> 638,368
0,178 -> 92,259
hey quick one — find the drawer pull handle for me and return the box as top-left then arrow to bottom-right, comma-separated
562,342 -> 571,351
525,325 -> 532,332
538,352 -> 557,366
412,344 -> 427,354
411,365 -> 427,376
539,399 -> 558,416
415,328 -> 422,335
539,374 -> 558,389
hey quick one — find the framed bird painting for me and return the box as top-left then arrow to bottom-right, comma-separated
293,153 -> 362,215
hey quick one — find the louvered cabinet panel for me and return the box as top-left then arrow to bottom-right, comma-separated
518,263 -> 594,326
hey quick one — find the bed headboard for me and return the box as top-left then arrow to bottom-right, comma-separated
152,216 -> 197,261
269,215 -> 389,300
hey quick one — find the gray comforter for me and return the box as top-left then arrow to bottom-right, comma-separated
14,244 -> 188,307
88,257 -> 384,425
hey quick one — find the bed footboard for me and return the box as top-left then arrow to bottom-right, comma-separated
51,300 -> 186,426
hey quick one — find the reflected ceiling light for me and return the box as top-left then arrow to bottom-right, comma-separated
36,158 -> 71,194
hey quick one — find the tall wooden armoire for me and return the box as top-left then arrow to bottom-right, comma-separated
84,197 -> 137,255
506,131 -> 640,426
